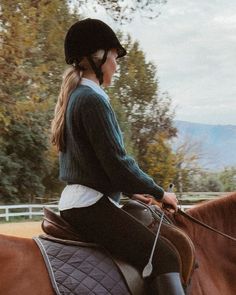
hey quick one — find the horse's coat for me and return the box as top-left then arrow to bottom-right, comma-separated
0,234 -> 54,295
0,193 -> 235,295
174,193 -> 236,295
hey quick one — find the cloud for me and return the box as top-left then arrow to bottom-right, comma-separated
122,0 -> 236,125
75,0 -> 236,125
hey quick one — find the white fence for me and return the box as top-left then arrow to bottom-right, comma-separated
0,204 -> 59,222
1,192 -> 227,222
0,204 -> 193,222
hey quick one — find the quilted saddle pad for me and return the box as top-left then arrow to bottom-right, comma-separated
33,236 -> 131,295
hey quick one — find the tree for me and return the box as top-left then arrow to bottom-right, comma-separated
0,0 -> 77,203
219,167 -> 236,191
189,171 -> 224,192
72,0 -> 167,23
0,101 -> 50,203
203,175 -> 224,192
42,145 -> 64,203
144,133 -> 176,189
0,2 -> 174,203
173,138 -> 203,193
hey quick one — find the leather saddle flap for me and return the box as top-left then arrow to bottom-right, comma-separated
122,200 -> 196,286
42,207 -> 83,241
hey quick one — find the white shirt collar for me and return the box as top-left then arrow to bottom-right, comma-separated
80,78 -> 109,101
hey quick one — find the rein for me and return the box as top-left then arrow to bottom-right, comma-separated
176,208 -> 236,242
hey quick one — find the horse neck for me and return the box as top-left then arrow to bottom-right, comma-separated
176,193 -> 236,238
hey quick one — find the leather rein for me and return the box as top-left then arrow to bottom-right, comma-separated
176,208 -> 236,242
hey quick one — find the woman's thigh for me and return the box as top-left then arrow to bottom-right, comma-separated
60,196 -> 179,275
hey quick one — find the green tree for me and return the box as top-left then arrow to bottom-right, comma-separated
0,0 -> 77,203
0,101 -> 50,203
204,176 -> 224,192
219,167 -> 236,191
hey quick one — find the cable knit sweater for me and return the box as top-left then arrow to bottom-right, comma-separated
59,84 -> 164,201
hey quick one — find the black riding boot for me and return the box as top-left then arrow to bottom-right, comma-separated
149,272 -> 186,295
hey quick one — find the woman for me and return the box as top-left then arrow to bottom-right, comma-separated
51,18 -> 185,295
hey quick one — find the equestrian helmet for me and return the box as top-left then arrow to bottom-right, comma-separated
64,18 -> 127,65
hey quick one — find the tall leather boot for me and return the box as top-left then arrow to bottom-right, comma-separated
148,272 -> 186,295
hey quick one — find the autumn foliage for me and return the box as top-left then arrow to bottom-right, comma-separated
0,1 -> 198,204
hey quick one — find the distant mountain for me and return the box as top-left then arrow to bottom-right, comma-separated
173,120 -> 236,171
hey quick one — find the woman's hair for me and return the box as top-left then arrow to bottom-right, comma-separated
51,49 -> 105,152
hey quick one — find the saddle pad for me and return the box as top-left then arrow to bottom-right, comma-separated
33,236 -> 130,295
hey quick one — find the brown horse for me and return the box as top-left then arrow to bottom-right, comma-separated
174,192 -> 236,295
0,193 -> 235,295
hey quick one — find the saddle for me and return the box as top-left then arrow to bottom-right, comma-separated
41,207 -> 144,295
41,202 -> 196,293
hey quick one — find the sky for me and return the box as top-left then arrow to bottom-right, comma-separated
79,0 -> 236,126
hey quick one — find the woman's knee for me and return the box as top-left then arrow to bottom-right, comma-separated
152,238 -> 180,275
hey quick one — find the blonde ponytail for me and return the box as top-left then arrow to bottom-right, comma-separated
51,49 -> 106,152
51,66 -> 81,152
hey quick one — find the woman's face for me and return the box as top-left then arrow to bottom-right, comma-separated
102,49 -> 118,86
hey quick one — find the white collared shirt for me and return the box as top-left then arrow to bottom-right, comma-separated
58,78 -> 120,211
80,77 -> 109,101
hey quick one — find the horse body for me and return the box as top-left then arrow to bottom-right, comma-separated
0,234 -> 53,295
0,193 -> 235,295
174,193 -> 236,295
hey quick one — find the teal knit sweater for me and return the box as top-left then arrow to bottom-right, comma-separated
59,85 -> 164,201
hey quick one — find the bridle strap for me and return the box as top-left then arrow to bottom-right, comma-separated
177,208 -> 236,242
87,50 -> 108,85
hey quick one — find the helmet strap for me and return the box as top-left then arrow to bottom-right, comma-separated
87,50 -> 108,85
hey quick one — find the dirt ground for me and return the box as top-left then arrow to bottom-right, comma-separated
0,221 -> 43,238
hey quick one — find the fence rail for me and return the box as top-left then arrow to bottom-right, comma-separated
1,191 -> 228,222
0,203 -> 194,222
0,204 -> 58,222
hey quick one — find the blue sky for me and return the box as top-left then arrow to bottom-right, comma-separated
76,0 -> 236,125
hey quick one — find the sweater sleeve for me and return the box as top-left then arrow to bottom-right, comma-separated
80,93 -> 164,200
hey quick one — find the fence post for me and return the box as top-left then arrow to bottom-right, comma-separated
5,207 -> 9,222
29,206 -> 32,219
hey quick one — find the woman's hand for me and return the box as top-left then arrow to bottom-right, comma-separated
130,193 -> 178,213
162,192 -> 178,212
131,194 -> 153,205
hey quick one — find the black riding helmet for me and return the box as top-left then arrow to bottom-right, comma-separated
64,18 -> 126,84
